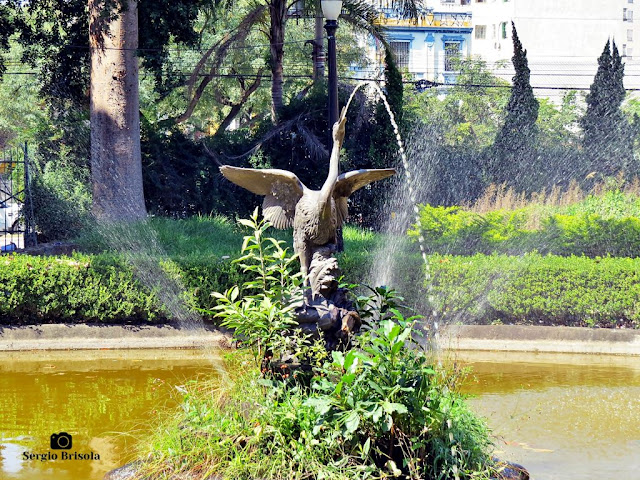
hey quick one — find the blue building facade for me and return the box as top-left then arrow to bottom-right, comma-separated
365,9 -> 473,84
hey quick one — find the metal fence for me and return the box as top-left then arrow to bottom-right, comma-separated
1,143 -> 36,252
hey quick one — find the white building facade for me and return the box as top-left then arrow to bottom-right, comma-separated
470,0 -> 640,96
361,0 -> 640,96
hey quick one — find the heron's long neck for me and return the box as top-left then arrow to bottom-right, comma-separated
318,129 -> 341,207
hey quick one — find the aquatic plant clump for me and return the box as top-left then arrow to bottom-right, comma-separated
136,217 -> 497,480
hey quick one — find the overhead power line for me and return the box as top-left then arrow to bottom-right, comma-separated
61,37 -> 320,53
7,70 -> 640,91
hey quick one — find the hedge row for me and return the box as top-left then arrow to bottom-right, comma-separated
409,203 -> 640,257
428,253 -> 640,328
0,253 -> 249,324
2,251 -> 639,328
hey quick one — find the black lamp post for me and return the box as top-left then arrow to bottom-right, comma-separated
322,0 -> 342,134
321,0 -> 344,249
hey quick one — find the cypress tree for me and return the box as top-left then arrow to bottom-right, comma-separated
581,39 -> 633,177
491,22 -> 539,188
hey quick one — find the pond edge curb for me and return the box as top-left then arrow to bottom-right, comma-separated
0,323 -> 232,351
441,324 -> 640,356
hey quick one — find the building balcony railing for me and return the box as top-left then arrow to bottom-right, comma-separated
374,10 -> 472,28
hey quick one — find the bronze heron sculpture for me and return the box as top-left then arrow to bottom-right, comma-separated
220,110 -> 395,289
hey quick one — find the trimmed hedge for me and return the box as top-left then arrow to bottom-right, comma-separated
2,250 -> 639,328
429,253 -> 640,328
0,253 -> 250,324
0,254 -> 163,323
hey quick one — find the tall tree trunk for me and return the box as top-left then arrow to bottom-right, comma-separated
269,0 -> 286,122
89,0 -> 146,221
313,13 -> 325,81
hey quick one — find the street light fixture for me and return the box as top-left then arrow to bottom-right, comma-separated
322,0 -> 342,135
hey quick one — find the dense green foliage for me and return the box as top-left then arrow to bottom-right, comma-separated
4,7 -> 640,236
410,190 -> 640,257
136,218 -> 495,480
305,316 -> 493,479
429,253 -> 640,328
31,159 -> 92,241
0,253 -> 163,323
2,1 -> 640,238
2,215 -> 640,328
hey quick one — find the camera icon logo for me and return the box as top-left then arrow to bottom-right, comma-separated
50,432 -> 72,450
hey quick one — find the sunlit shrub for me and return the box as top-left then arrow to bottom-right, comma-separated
411,191 -> 640,258
0,253 -> 162,323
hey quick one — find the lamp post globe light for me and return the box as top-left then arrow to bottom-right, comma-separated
321,0 -> 342,134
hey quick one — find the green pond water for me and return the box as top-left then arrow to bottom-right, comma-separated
1,349 -> 639,480
0,349 -> 221,480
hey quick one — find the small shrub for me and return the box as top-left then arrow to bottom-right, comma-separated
31,161 -> 92,241
306,310 -> 494,479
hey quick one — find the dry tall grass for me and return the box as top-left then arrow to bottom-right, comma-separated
469,174 -> 640,214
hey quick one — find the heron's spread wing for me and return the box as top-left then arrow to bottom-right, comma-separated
220,166 -> 304,229
333,168 -> 396,225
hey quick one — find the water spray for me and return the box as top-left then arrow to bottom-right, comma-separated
345,81 -> 440,349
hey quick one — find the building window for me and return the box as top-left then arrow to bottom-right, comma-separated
444,41 -> 461,71
390,41 -> 410,69
629,47 -> 634,58
501,22 -> 508,39
475,25 -> 487,39
624,8 -> 634,21
629,29 -> 634,41
630,0 -> 634,4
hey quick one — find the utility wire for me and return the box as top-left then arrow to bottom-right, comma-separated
61,37 -> 321,53
8,70 -> 637,91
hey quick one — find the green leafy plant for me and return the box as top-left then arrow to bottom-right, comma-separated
209,208 -> 306,362
428,253 -> 640,328
305,308 -> 493,479
410,191 -> 640,258
354,284 -> 408,329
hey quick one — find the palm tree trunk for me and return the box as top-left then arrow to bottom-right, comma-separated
269,0 -> 286,122
89,0 -> 146,221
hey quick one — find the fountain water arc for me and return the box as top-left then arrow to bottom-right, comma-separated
344,81 -> 440,345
